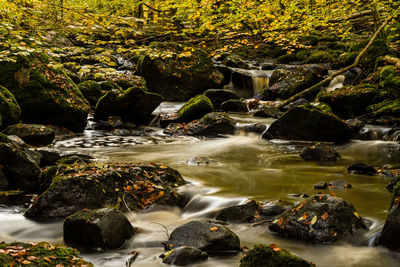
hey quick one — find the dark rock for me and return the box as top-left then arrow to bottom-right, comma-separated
261,62 -> 276,70
220,99 -> 248,112
386,175 -> 400,193
215,65 -> 232,85
3,124 -> 55,146
35,148 -> 61,166
24,149 -> 43,166
137,43 -> 223,101
6,135 -> 25,146
262,104 -> 353,142
231,69 -> 256,98
0,169 -> 10,191
313,182 -> 328,190
223,55 -> 250,69
0,143 -> 40,192
253,107 -> 281,118
94,78 -> 163,125
77,80 -> 103,107
269,194 -> 367,243
215,200 -> 258,223
165,221 -> 240,252
240,244 -> 315,267
347,164 -> 377,176
93,120 -> 113,130
260,201 -> 287,216
328,180 -> 352,189
300,144 -> 341,162
161,246 -> 208,266
64,208 -> 135,249
345,119 -> 365,132
0,85 -> 21,128
383,127 -> 400,141
236,123 -> 267,135
24,163 -> 185,220
204,89 -> 239,109
343,67 -> 362,86
282,98 -> 310,111
176,95 -> 214,123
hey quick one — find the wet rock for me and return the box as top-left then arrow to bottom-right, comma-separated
345,119 -> 365,132
282,98 -> 310,111
231,70 -> 256,98
77,80 -> 103,107
262,104 -> 352,142
260,67 -> 324,100
269,194 -> 367,243
300,144 -> 341,162
383,127 -> 400,141
0,85 -> 21,128
94,78 -> 163,125
35,148 -> 61,167
317,84 -> 378,118
186,157 -> 211,165
176,95 -> 214,123
253,107 -> 281,118
236,123 -> 267,135
386,175 -> 400,193
92,116 -> 124,130
6,135 -> 25,146
343,67 -> 363,86
24,163 -> 185,220
367,99 -> 400,120
313,182 -> 328,190
3,124 -> 55,146
220,99 -> 248,112
57,154 -> 94,165
261,62 -> 276,70
24,149 -> 43,166
64,208 -> 135,249
138,42 -> 223,101
222,55 -> 251,69
165,221 -> 240,252
0,143 -> 40,192
347,164 -> 377,176
240,244 -> 315,267
204,89 -> 240,109
165,112 -> 236,137
160,246 -> 208,266
260,201 -> 287,217
215,200 -> 258,223
328,180 -> 352,189
376,187 -> 400,251
0,169 -> 10,191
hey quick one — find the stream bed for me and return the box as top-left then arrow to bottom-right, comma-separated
0,105 -> 399,266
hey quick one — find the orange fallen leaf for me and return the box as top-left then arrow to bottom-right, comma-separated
22,260 -> 31,264
269,244 -> 278,249
273,247 -> 282,251
330,192 -> 337,198
27,256 -> 37,261
277,217 -> 284,226
43,256 -> 52,263
210,227 -> 218,232
321,212 -> 329,220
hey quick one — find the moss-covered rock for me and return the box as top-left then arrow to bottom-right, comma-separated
240,244 -> 315,267
0,85 -> 21,128
262,104 -> 353,142
367,99 -> 400,118
137,42 -> 224,101
380,65 -> 400,97
177,95 -> 214,123
276,53 -> 299,64
0,132 -> 10,143
64,208 -> 135,249
305,50 -> 335,64
222,54 -> 251,69
204,89 -> 240,109
3,124 -> 55,146
0,242 -> 92,266
77,80 -> 103,107
24,162 -> 186,220
0,55 -> 90,132
94,77 -> 163,125
317,84 -> 378,118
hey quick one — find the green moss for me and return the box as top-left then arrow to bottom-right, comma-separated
315,102 -> 332,114
367,99 -> 400,117
305,51 -> 335,63
240,244 -> 314,267
77,80 -> 103,106
0,242 -> 92,266
178,95 -> 214,123
380,65 -> 400,97
296,50 -> 311,61
0,85 -> 21,128
276,53 -> 298,64
0,132 -> 9,143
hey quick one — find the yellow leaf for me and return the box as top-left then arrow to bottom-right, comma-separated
353,211 -> 361,219
311,215 -> 317,225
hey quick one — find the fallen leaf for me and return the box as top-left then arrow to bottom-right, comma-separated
269,244 -> 278,249
22,260 -> 31,264
311,215 -> 317,225
321,212 -> 329,220
277,217 -> 284,226
27,256 -> 37,261
43,256 -> 52,263
353,211 -> 361,219
210,227 -> 218,232
330,192 -> 337,198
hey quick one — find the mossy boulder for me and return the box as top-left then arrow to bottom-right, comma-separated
305,51 -> 335,64
0,242 -> 93,266
380,65 -> 400,97
94,77 -> 163,125
262,104 -> 353,142
367,99 -> 400,118
222,55 -> 251,69
137,42 -> 224,101
3,124 -> 55,146
77,80 -> 103,107
276,53 -> 299,64
165,221 -> 240,252
177,95 -> 214,123
0,85 -> 21,128
204,89 -> 240,109
24,162 -> 186,220
269,194 -> 367,243
317,84 -> 378,118
0,55 -> 90,132
260,67 -> 324,100
220,99 -> 248,112
240,244 -> 315,267
64,208 -> 135,249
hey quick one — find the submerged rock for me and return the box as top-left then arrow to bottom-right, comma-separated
25,162 -> 186,220
269,194 -> 367,243
240,244 -> 315,267
300,144 -> 341,162
262,104 -> 352,142
328,179 -> 352,189
215,200 -> 258,223
160,246 -> 208,266
313,182 -> 328,190
347,163 -> 377,176
165,221 -> 240,252
3,124 -> 55,146
64,208 -> 135,249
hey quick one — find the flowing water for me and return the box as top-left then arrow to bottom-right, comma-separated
0,104 -> 399,266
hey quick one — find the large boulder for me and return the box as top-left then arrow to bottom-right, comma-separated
165,221 -> 240,252
0,143 -> 41,192
269,194 -> 367,243
160,246 -> 208,266
137,42 -> 224,101
24,162 -> 186,220
204,89 -> 240,109
77,80 -> 103,107
64,208 -> 135,249
317,84 -> 378,118
3,124 -> 55,146
0,85 -> 21,128
0,55 -> 90,132
260,66 -> 325,100
176,94 -> 214,123
262,104 -> 353,142
240,244 -> 315,267
94,77 -> 163,125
